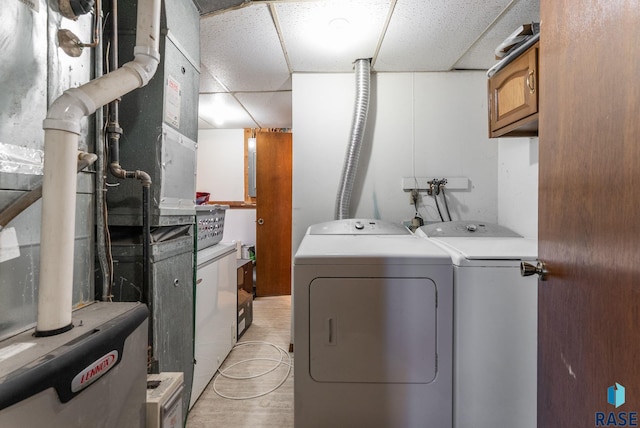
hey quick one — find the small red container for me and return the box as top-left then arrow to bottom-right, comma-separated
196,192 -> 210,205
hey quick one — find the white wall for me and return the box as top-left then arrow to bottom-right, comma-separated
292,71 -> 498,252
195,72 -> 540,250
197,128 -> 256,246
497,137 -> 539,239
197,129 -> 245,200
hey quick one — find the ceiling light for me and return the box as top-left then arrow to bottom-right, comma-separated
325,17 -> 352,50
328,18 -> 350,33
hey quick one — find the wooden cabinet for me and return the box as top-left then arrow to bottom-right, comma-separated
488,41 -> 539,138
237,259 -> 253,295
237,259 -> 253,338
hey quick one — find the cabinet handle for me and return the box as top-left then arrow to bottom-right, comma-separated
527,70 -> 535,94
326,317 -> 337,345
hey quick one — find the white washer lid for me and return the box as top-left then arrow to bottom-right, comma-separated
418,221 -> 522,238
429,237 -> 537,265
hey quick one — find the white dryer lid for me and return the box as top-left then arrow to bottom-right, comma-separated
295,234 -> 451,265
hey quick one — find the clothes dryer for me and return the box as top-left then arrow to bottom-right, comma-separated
294,219 -> 453,428
416,221 -> 537,428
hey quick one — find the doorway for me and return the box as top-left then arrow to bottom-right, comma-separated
245,129 -> 292,296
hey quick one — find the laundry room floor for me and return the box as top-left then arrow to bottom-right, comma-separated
187,295 -> 294,428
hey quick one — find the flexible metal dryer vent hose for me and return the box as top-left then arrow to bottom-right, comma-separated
334,58 -> 371,220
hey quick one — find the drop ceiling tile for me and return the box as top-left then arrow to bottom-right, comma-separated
200,3 -> 291,92
198,93 -> 258,129
454,0 -> 540,70
235,91 -> 292,129
375,0 -> 515,71
275,0 -> 392,72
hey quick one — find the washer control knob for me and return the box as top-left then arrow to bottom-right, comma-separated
466,223 -> 478,232
354,221 -> 364,230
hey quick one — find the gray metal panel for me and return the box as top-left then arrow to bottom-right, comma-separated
106,123 -> 197,226
0,1 -> 48,192
0,0 -> 95,339
0,303 -> 147,428
108,0 -> 200,226
195,0 -> 248,15
165,0 -> 201,67
116,0 -> 200,139
0,191 -> 94,341
110,235 -> 195,414
159,125 -> 197,211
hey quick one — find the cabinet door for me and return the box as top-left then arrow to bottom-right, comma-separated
489,43 -> 539,137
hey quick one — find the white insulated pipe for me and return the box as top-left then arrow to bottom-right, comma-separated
36,0 -> 161,336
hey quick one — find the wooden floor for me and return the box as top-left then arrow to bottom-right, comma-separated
187,296 -> 294,428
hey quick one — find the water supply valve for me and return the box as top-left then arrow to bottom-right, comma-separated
59,0 -> 95,20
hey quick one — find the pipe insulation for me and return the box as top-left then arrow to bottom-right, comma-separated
36,0 -> 161,336
334,58 -> 371,220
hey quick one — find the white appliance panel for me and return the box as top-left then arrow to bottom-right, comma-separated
191,246 -> 237,408
294,220 -> 453,428
454,265 -> 537,428
146,372 -> 184,428
309,277 -> 437,383
416,222 -> 537,428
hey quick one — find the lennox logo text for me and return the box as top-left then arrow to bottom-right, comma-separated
71,350 -> 119,393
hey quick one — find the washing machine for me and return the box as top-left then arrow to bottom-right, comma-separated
294,219 -> 453,428
416,221 -> 537,428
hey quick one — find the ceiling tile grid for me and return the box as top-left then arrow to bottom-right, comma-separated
200,3 -> 291,92
198,92 -> 259,129
199,63 -> 228,92
453,0 -> 540,69
196,0 -> 540,129
236,91 -> 293,128
374,0 -> 516,71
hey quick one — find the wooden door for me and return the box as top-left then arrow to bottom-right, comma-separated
538,1 -> 640,426
255,131 -> 292,296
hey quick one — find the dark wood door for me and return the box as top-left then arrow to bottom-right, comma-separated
538,1 -> 640,426
255,131 -> 292,296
